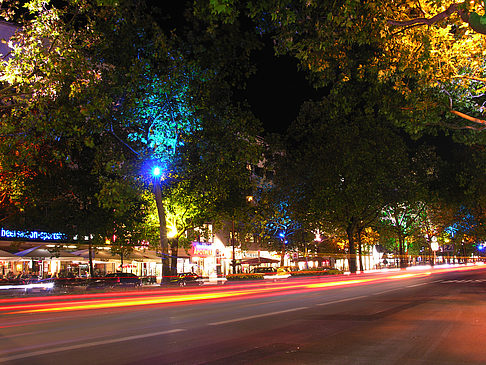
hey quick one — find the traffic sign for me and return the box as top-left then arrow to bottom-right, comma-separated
441,244 -> 454,253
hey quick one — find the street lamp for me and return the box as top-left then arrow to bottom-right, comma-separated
150,164 -> 170,284
152,166 -> 161,177
431,236 -> 439,266
279,231 -> 288,266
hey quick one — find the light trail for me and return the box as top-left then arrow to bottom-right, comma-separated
4,279 -> 375,314
1,265 -> 482,315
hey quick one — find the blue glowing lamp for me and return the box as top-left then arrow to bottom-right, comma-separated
279,232 -> 285,239
152,166 -> 161,177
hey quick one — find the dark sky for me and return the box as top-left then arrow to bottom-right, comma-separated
245,47 -> 319,135
156,1 -> 319,135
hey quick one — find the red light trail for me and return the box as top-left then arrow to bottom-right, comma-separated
0,265 -> 482,315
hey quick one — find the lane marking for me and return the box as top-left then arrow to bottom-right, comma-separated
372,288 -> 401,295
208,306 -> 309,325
406,283 -> 428,288
0,329 -> 185,363
316,295 -> 367,306
441,279 -> 486,283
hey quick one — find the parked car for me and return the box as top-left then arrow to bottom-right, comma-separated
250,267 -> 292,278
54,272 -> 87,288
251,267 -> 277,275
3,274 -> 39,285
87,272 -> 141,289
168,273 -> 203,287
276,267 -> 293,275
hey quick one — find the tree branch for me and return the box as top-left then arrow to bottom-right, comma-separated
450,109 -> 486,127
387,3 -> 462,27
108,123 -> 140,156
387,3 -> 480,34
452,75 -> 486,83
390,23 -> 426,36
433,117 -> 486,131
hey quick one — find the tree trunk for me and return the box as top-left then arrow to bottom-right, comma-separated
463,242 -> 467,264
232,220 -> 237,274
357,229 -> 364,272
398,232 -> 407,269
153,180 -> 170,283
280,240 -> 286,266
170,238 -> 178,277
346,224 -> 357,273
88,241 -> 94,278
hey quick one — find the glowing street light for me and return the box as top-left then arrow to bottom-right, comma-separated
431,236 -> 439,266
149,164 -> 170,283
152,166 -> 161,177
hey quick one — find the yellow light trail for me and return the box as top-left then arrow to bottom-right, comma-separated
4,265 -> 482,315
9,278 -> 379,314
6,275 -> 415,314
10,289 -> 265,314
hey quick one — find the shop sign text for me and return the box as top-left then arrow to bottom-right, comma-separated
0,227 -> 65,241
191,242 -> 213,257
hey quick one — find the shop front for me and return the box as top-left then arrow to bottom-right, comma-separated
0,249 -> 20,277
188,240 -> 232,278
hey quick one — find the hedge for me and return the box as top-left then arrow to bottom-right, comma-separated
290,268 -> 343,277
225,273 -> 265,281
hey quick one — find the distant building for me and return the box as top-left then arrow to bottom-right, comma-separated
0,21 -> 17,61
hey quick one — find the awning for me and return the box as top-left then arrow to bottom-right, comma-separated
15,246 -> 83,261
240,257 -> 280,265
139,250 -> 161,261
70,249 -> 144,262
293,256 -> 330,263
0,249 -> 18,261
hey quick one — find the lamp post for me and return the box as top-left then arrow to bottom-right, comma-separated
151,165 -> 170,284
232,220 -> 236,274
279,232 -> 287,266
431,236 -> 439,266
313,231 -> 322,270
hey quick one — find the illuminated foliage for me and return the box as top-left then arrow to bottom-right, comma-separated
199,1 -> 486,135
0,0 -> 262,282
0,0 -> 195,254
125,61 -> 202,167
277,80 -> 429,272
360,227 -> 380,248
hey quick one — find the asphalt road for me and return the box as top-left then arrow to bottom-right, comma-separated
1,265 -> 486,365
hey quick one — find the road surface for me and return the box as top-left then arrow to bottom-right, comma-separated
1,265 -> 486,364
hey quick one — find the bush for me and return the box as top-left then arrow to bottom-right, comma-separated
290,268 -> 343,277
225,273 -> 265,281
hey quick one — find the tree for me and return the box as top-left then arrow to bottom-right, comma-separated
278,81 -> 417,273
257,196 -> 301,266
380,202 -> 428,268
376,139 -> 439,268
432,139 -> 486,255
385,1 -> 486,132
201,1 -> 486,136
0,0 -> 176,276
0,0 -> 263,283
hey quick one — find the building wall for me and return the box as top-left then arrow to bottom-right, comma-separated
0,21 -> 17,61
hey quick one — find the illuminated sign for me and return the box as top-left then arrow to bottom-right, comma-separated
431,236 -> 439,252
0,228 -> 65,242
191,242 -> 214,257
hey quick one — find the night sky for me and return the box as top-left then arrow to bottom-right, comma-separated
245,46 -> 319,135
156,1 -> 318,135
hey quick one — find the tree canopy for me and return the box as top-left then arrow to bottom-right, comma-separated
0,0 -> 262,256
